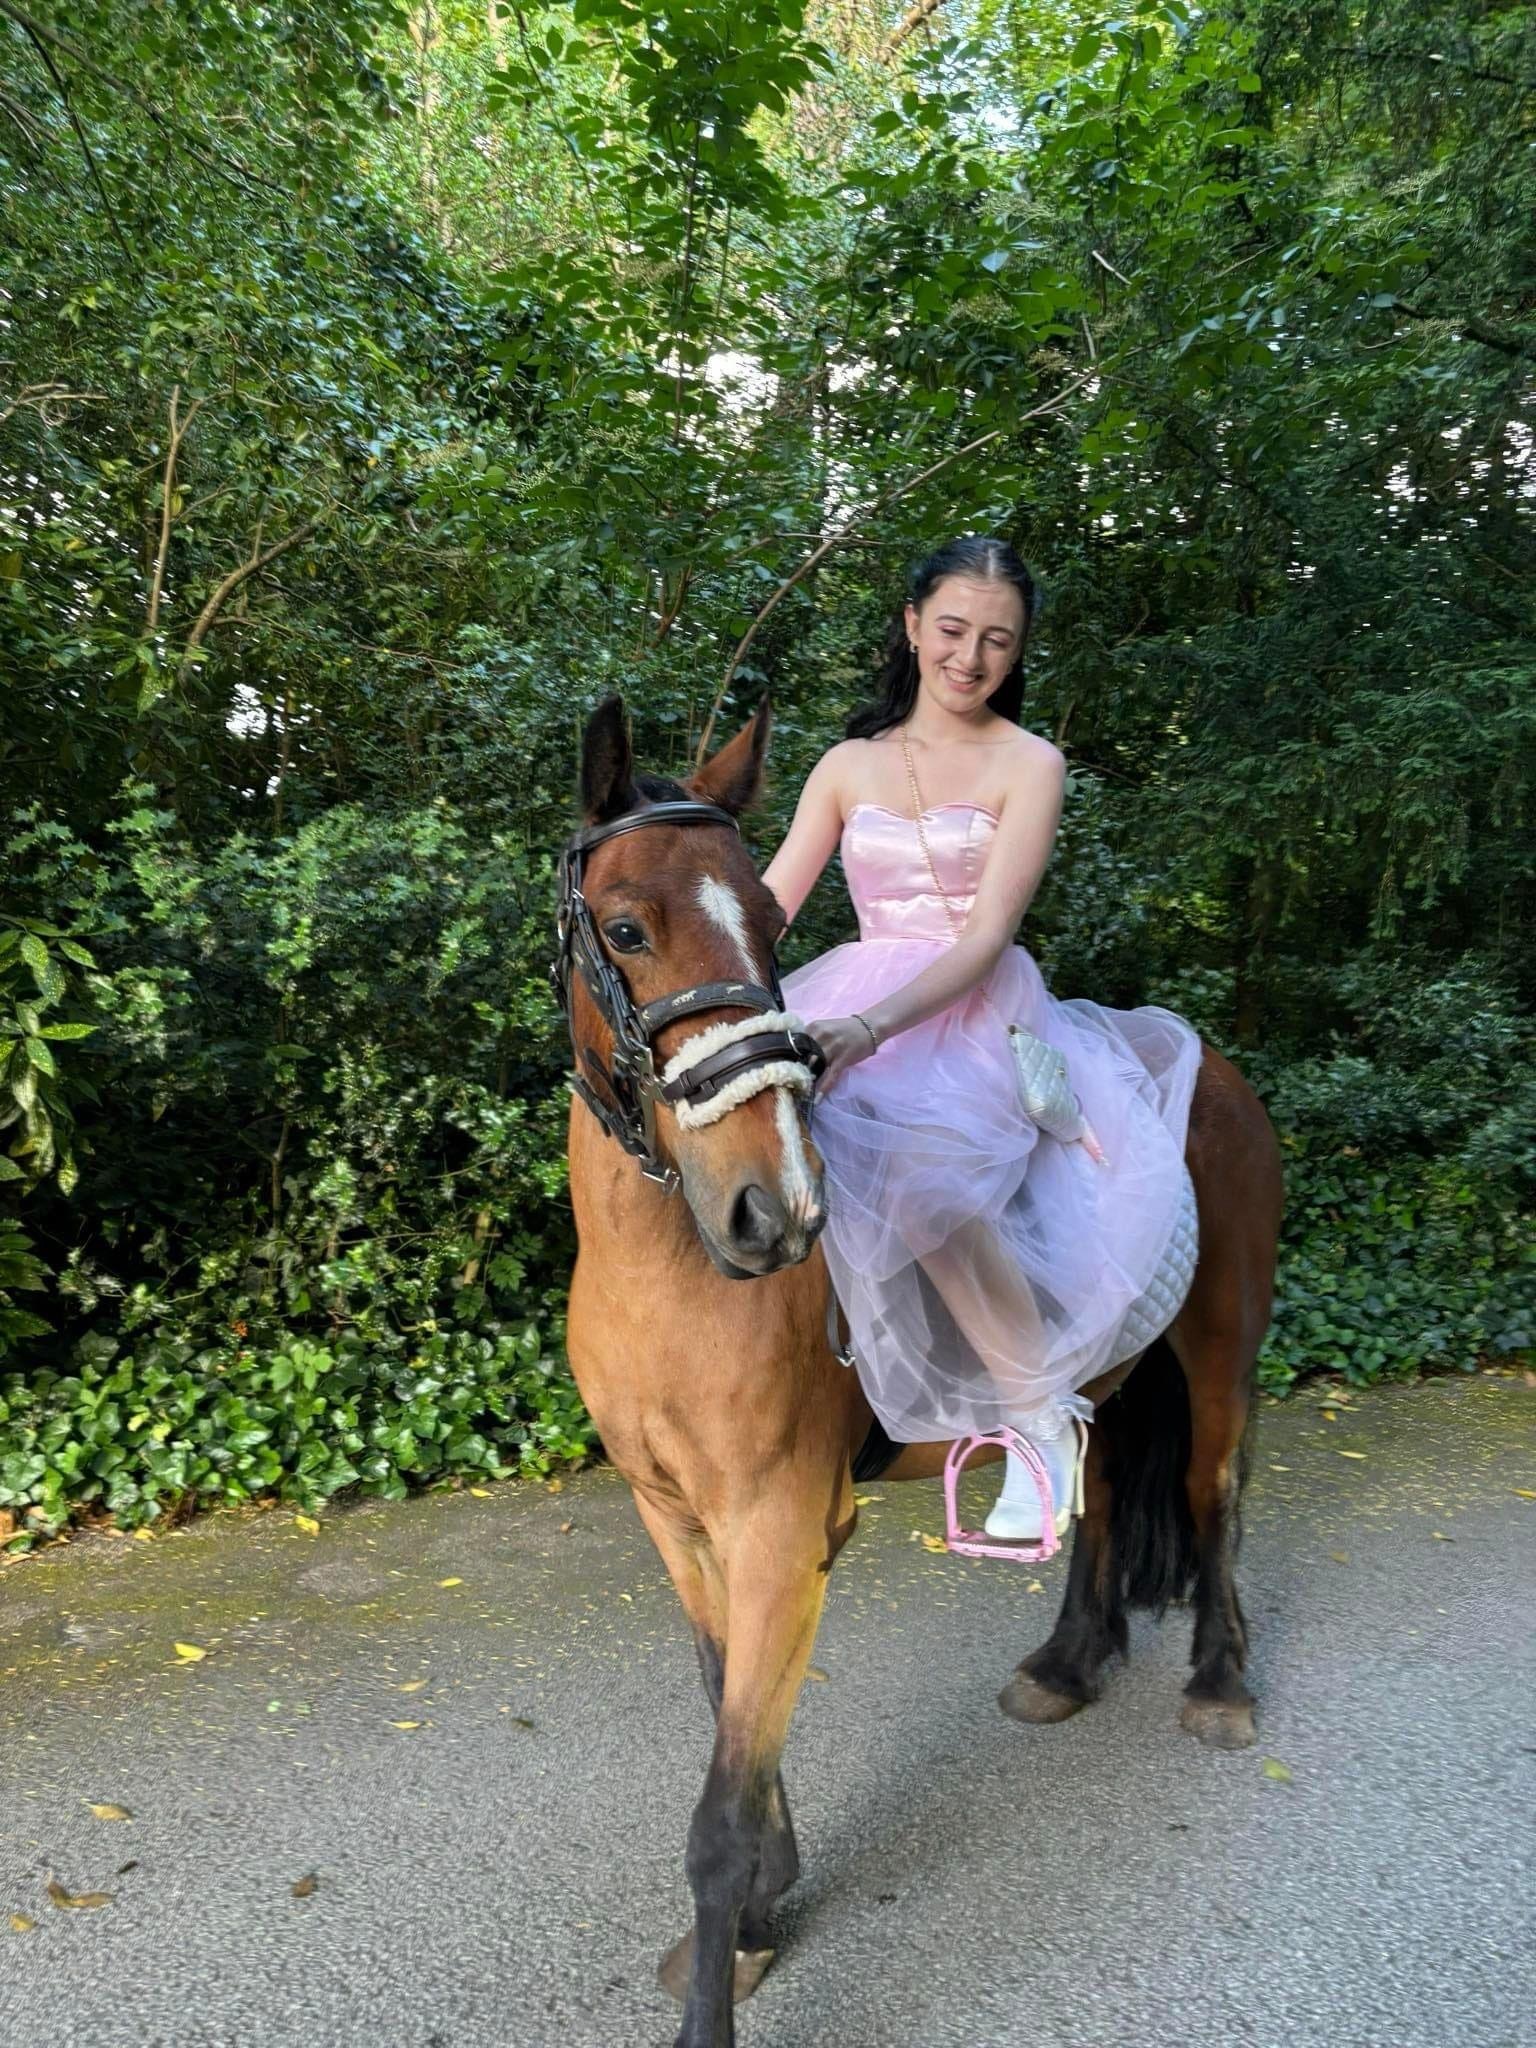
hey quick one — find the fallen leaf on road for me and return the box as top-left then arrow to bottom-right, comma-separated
920,1534 -> 947,1553
545,1477 -> 564,1494
291,1873 -> 318,1898
1432,1531 -> 1454,1542
1336,1450 -> 1367,1461
116,1862 -> 138,1876
172,1642 -> 206,1662
805,1667 -> 828,1683
1027,1579 -> 1044,1594
47,1881 -> 112,1909
397,1679 -> 427,1693
294,1515 -> 320,1536
1329,1551 -> 1349,1564
391,1720 -> 422,1731
558,1520 -> 574,1534
1261,1759 -> 1293,1784
436,1577 -> 463,1588
87,1804 -> 132,1822
1514,1489 -> 1536,1501
469,1487 -> 491,1498
1321,1409 -> 1337,1421
854,1495 -> 876,1507
131,1528 -> 155,1542
9,1913 -> 35,1933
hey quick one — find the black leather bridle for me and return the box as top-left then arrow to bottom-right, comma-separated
550,799 -> 827,1196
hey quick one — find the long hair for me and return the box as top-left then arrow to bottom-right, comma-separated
845,536 -> 1039,741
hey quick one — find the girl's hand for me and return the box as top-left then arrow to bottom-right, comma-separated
807,1015 -> 879,1092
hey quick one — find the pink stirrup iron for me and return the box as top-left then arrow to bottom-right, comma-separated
943,1426 -> 1072,1564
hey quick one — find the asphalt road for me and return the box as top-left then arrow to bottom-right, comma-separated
2,1376 -> 1532,2048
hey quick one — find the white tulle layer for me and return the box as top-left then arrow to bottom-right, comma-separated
781,935 -> 1201,1445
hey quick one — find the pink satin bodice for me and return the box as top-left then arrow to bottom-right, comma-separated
840,800 -> 999,942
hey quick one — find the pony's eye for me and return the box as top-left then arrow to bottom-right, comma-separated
603,920 -> 648,954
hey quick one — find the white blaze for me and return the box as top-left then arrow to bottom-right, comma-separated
695,874 -> 758,979
774,1086 -> 820,1229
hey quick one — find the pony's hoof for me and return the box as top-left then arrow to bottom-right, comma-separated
998,1667 -> 1087,1724
657,1928 -> 776,2006
1180,1694 -> 1257,1749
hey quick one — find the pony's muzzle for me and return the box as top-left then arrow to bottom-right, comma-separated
724,1181 -> 826,1269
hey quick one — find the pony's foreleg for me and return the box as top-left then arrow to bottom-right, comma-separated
999,1430 -> 1127,1723
690,1632 -> 801,1944
676,1533 -> 831,2048
630,1495 -> 797,2010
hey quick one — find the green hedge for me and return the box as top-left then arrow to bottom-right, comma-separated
0,1323 -> 593,1548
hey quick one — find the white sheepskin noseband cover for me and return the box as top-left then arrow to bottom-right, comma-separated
659,1009 -> 817,1131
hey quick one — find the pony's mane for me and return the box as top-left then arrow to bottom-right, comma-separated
634,771 -> 692,806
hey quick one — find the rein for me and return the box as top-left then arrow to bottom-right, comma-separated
550,798 -> 827,1195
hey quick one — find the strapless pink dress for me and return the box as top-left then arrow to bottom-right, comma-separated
779,800 -> 1202,1444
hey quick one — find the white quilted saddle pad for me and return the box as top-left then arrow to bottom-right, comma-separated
1115,1163 -> 1199,1360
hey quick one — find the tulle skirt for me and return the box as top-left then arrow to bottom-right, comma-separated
781,936 -> 1202,1444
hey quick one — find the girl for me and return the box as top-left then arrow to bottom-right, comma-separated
761,536 -> 1201,1543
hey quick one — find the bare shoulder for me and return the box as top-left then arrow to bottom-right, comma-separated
803,735 -> 870,799
1000,728 -> 1066,800
787,736 -> 863,818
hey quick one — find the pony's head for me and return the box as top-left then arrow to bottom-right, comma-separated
570,693 -> 826,1278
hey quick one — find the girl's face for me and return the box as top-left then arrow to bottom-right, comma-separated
905,575 -> 1026,715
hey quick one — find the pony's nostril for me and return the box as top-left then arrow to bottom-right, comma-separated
729,1182 -> 788,1255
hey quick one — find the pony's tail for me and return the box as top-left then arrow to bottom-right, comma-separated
1097,1335 -> 1199,1614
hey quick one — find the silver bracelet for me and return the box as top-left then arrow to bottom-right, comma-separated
852,1012 -> 880,1054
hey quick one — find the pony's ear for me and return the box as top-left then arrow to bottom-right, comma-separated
689,692 -> 772,817
580,695 -> 638,824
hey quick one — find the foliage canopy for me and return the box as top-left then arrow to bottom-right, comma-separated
2,0 -> 1531,1543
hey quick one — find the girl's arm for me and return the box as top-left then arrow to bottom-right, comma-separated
859,738 -> 1066,1046
759,745 -> 849,931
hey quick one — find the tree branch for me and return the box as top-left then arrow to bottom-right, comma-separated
20,17 -> 133,263
1389,297 -> 1536,361
145,386 -> 204,636
0,381 -> 105,429
0,0 -> 283,197
179,513 -> 327,676
884,0 -> 948,61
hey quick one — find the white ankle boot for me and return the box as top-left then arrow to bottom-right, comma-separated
983,1415 -> 1087,1542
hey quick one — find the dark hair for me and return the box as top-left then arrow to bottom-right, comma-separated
844,536 -> 1038,740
